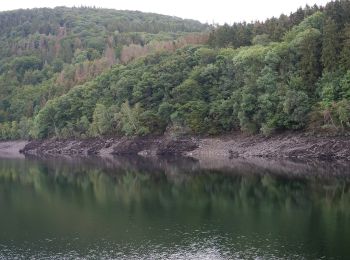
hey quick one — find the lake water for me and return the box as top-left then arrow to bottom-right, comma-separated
0,156 -> 349,259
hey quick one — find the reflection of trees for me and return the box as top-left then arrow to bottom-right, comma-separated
0,157 -> 349,216
0,157 -> 350,257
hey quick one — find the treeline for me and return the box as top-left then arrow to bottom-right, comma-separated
208,1 -> 350,48
1,1 -> 350,140
0,7 -> 207,36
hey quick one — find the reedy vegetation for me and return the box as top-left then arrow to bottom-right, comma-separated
1,1 -> 350,139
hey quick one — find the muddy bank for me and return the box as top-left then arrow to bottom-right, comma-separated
20,133 -> 350,161
0,141 -> 28,158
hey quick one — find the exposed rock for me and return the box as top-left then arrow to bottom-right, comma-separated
187,133 -> 350,161
20,133 -> 350,161
21,136 -> 199,157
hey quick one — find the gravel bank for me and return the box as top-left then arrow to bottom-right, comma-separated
19,133 -> 350,161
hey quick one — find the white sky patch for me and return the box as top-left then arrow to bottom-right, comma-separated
0,0 -> 331,24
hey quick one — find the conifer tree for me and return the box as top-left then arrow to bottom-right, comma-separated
321,18 -> 339,72
340,24 -> 350,71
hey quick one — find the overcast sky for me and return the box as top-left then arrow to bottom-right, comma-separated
0,0 -> 331,24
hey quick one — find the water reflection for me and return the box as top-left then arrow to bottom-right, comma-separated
0,156 -> 349,259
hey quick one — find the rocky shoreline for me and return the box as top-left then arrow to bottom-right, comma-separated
18,133 -> 350,161
20,136 -> 198,157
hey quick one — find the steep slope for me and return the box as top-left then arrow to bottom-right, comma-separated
0,7 -> 209,127
1,1 -> 350,140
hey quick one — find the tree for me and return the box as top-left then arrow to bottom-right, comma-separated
157,102 -> 174,123
76,116 -> 90,137
171,78 -> 203,105
18,117 -> 34,139
173,101 -> 208,134
33,100 -> 59,138
90,104 -> 113,136
207,99 -> 238,134
256,66 -> 281,134
252,34 -> 271,46
321,18 -> 339,72
340,70 -> 350,99
297,28 -> 322,88
118,101 -> 148,136
340,24 -> 350,71
283,90 -> 310,129
238,88 -> 259,134
334,100 -> 350,129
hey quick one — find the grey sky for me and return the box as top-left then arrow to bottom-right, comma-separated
0,0 -> 331,24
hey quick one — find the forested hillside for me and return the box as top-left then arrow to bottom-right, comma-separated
0,6 -> 209,137
1,1 -> 350,140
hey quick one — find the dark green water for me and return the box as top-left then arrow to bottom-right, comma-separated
0,156 -> 349,259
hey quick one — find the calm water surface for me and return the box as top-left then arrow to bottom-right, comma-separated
0,156 -> 349,259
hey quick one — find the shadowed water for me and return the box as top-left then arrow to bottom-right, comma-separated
0,156 -> 349,259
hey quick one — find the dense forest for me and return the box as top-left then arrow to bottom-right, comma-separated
1,1 -> 350,140
0,7 -> 209,139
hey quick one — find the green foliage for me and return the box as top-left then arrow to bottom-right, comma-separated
321,18 -> 339,72
175,101 -> 209,134
0,7 -> 208,132
33,99 -> 59,138
79,116 -> 91,134
118,101 -> 148,136
208,5 -> 323,48
252,34 -> 271,46
2,2 -> 350,140
340,24 -> 350,70
283,90 -> 310,129
340,71 -> 350,99
18,117 -> 34,139
90,104 -> 114,136
207,99 -> 238,134
297,28 -> 322,87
